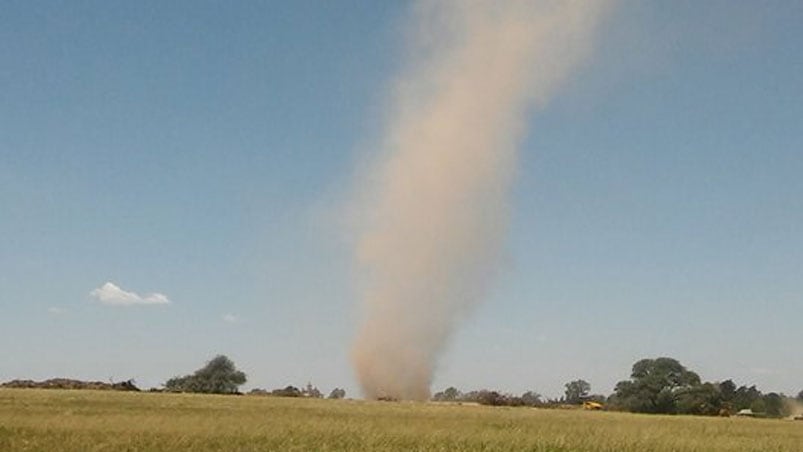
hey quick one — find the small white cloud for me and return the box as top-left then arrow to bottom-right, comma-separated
47,307 -> 66,315
222,313 -> 238,324
90,282 -> 170,306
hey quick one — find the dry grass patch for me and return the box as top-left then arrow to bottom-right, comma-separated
1,388 -> 801,451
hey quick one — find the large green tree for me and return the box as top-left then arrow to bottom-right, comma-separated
611,357 -> 701,414
165,355 -> 246,394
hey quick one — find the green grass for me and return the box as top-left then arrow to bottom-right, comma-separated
1,389 -> 801,451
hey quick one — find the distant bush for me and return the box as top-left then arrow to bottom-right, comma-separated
432,388 -> 543,407
302,383 -> 323,398
271,385 -> 302,397
328,388 -> 346,399
1,378 -> 140,392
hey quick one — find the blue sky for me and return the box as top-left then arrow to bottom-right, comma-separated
1,1 -> 801,398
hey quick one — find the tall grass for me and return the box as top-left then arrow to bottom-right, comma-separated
1,388 -> 800,451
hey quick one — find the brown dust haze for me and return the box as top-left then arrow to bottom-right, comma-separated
352,0 -> 615,400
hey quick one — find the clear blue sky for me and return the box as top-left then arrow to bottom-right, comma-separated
1,1 -> 801,398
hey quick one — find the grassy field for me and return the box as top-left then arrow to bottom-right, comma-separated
1,389 -> 801,451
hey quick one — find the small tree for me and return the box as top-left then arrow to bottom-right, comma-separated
431,386 -> 462,402
564,379 -> 591,404
521,391 -> 542,406
328,388 -> 346,399
165,355 -> 246,394
302,383 -> 322,398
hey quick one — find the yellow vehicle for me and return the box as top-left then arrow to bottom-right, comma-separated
583,401 -> 604,410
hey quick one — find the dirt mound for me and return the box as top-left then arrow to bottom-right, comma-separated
1,378 -> 140,391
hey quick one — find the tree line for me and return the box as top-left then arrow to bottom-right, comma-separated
163,355 -> 801,418
434,357 -> 802,418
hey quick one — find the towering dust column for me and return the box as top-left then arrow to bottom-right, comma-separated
352,0 -> 614,400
